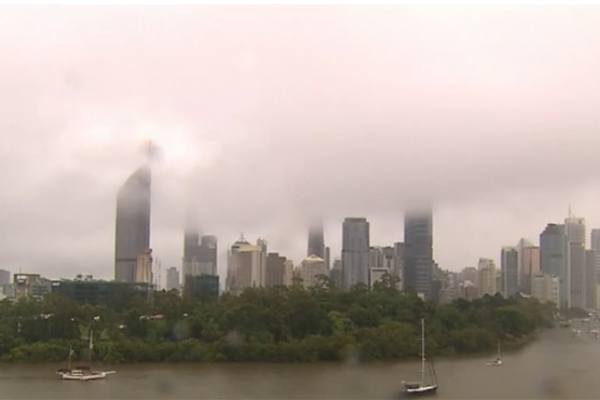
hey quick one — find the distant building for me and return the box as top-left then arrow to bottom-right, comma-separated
540,223 -> 568,309
184,275 -> 219,300
393,242 -> 404,290
477,258 -> 497,297
52,275 -> 154,305
283,260 -> 294,286
566,216 -> 586,309
324,246 -> 331,270
520,246 -> 540,295
501,246 -> 519,298
0,269 -> 10,286
461,281 -> 479,301
403,208 -> 434,300
183,231 -> 218,277
300,255 -> 328,287
265,252 -> 287,286
166,267 -> 180,291
307,221 -> 325,259
330,259 -> 342,289
531,274 -> 560,306
341,217 -> 370,290
369,267 -> 390,287
114,165 -> 151,283
591,229 -> 600,282
135,249 -> 153,284
226,236 -> 267,291
585,250 -> 597,309
14,273 -> 51,300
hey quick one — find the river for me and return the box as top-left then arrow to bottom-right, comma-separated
0,327 -> 595,399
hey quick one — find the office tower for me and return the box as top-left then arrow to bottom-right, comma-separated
265,252 -> 287,286
114,165 -> 151,282
540,223 -> 568,309
330,258 -> 343,288
403,208 -> 434,300
591,229 -> 600,281
341,217 -> 370,290
566,216 -> 586,308
166,267 -> 180,291
477,258 -> 497,297
0,269 -> 10,286
307,221 -> 325,259
183,231 -> 218,277
135,249 -> 153,284
501,247 -> 519,298
324,246 -> 331,270
393,242 -> 404,290
585,250 -> 597,309
532,274 -> 560,305
369,247 -> 383,269
520,246 -> 540,294
300,255 -> 328,287
226,236 -> 267,291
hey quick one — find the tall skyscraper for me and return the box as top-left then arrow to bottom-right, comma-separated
166,267 -> 180,291
520,246 -> 540,294
590,229 -> 600,282
477,258 -> 497,297
540,223 -> 568,309
307,221 -> 325,259
585,250 -> 597,309
226,236 -> 267,291
114,165 -> 151,282
341,217 -> 370,290
394,242 -> 404,290
566,216 -> 586,309
265,252 -> 287,286
183,231 -> 218,277
501,246 -> 519,298
403,208 -> 434,300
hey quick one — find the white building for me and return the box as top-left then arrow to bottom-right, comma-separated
531,274 -> 560,306
226,236 -> 267,291
300,255 -> 328,287
283,260 -> 294,286
369,267 -> 390,287
477,258 -> 497,297
135,249 -> 153,284
166,267 -> 180,291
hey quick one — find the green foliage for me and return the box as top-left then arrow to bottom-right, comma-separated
0,285 -> 554,363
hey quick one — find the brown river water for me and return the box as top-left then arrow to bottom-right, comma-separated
0,328 -> 595,399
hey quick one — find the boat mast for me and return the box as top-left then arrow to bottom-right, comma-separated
68,345 -> 72,370
498,340 -> 501,359
88,330 -> 93,365
421,318 -> 425,385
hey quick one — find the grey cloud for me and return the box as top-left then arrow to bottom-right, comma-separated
2,6 -> 600,279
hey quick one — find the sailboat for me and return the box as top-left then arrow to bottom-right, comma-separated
56,330 -> 116,381
486,340 -> 502,367
402,319 -> 438,396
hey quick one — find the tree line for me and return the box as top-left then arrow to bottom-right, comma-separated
0,274 -> 555,363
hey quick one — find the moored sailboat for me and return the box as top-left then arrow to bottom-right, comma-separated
486,340 -> 502,367
56,330 -> 116,381
402,319 -> 438,396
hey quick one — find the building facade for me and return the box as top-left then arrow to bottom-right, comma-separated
114,166 -> 152,283
341,217 -> 370,290
540,223 -> 568,309
403,208 -> 434,300
166,267 -> 180,291
300,255 -> 328,287
307,221 -> 325,259
501,246 -> 519,298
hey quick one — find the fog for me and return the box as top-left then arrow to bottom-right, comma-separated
2,5 -> 600,280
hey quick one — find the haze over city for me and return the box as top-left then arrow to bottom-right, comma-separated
2,5 -> 600,281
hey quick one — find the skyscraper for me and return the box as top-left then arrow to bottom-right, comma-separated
540,223 -> 568,309
166,267 -> 180,291
590,229 -> 600,282
183,231 -> 218,277
341,217 -> 370,290
585,250 -> 597,309
566,216 -> 586,309
114,166 -> 151,282
501,246 -> 519,298
520,246 -> 540,294
307,221 -> 325,259
403,208 -> 434,300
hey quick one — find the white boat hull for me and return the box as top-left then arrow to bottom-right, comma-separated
405,384 -> 438,396
58,371 -> 115,381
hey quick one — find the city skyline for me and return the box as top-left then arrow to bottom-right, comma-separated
3,7 -> 600,280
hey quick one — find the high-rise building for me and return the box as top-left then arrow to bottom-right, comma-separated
183,231 -> 218,278
403,208 -> 434,300
368,247 -> 383,269
520,246 -> 540,294
566,216 -> 586,309
591,229 -> 600,282
341,217 -> 370,290
540,223 -> 568,309
585,250 -> 597,309
226,236 -> 267,291
0,269 -> 10,286
393,242 -> 404,290
324,246 -> 331,270
135,249 -> 153,284
166,267 -> 180,291
114,166 -> 151,283
307,221 -> 325,259
532,274 -> 560,305
300,255 -> 328,287
265,252 -> 287,286
477,258 -> 497,297
330,258 -> 342,289
501,246 -> 519,298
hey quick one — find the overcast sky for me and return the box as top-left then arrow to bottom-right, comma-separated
2,5 -> 600,282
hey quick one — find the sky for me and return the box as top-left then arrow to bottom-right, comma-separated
2,5 -> 600,282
